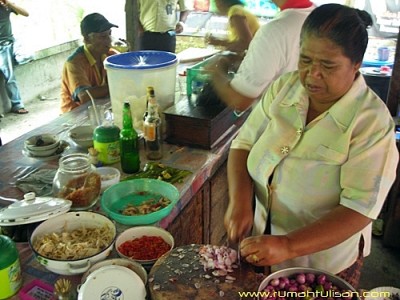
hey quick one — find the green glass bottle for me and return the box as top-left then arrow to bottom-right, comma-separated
120,101 -> 140,173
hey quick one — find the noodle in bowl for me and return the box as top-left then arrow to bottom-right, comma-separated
29,212 -> 116,275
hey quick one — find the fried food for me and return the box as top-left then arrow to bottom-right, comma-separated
58,172 -> 101,207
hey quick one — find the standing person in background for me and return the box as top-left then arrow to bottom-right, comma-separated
0,0 -> 28,114
208,0 -> 315,112
138,0 -> 190,53
60,13 -> 118,114
226,4 -> 398,288
205,0 -> 260,53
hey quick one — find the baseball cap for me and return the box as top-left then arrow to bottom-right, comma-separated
80,13 -> 118,36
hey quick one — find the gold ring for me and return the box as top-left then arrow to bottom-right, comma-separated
251,254 -> 259,263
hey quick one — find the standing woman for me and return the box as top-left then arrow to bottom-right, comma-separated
205,0 -> 260,53
225,4 -> 398,288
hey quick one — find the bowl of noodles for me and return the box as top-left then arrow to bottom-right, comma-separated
29,211 -> 116,275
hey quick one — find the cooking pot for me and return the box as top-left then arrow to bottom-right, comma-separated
29,211 -> 116,275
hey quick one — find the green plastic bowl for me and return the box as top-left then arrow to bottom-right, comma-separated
100,179 -> 180,225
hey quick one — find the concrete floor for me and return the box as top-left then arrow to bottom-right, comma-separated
0,93 -> 399,291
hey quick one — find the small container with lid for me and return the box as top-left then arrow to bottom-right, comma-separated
0,235 -> 22,299
93,120 -> 121,165
52,153 -> 101,210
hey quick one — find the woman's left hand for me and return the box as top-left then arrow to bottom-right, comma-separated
240,235 -> 291,266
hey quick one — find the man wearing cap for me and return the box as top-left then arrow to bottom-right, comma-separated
138,0 -> 190,53
60,13 -> 118,114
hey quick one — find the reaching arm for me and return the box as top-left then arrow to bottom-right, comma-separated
77,86 -> 109,104
1,0 -> 29,16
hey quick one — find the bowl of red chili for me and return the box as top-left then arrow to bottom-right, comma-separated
115,226 -> 174,265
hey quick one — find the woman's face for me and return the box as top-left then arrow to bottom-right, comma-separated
298,34 -> 361,105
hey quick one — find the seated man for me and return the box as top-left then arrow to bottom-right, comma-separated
60,13 -> 118,113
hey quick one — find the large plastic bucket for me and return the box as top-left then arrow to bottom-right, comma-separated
104,51 -> 178,131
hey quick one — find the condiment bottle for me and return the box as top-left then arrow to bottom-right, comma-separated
120,101 -> 140,173
142,86 -> 153,123
93,114 -> 120,165
0,235 -> 22,299
143,87 -> 163,160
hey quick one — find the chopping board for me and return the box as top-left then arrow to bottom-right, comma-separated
148,244 -> 260,300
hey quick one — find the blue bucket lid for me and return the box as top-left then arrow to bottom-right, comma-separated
105,50 -> 177,70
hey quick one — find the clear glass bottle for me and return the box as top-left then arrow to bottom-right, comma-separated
52,153 -> 100,210
143,87 -> 163,160
120,101 -> 140,173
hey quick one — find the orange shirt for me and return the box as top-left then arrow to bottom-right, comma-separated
60,45 -> 118,113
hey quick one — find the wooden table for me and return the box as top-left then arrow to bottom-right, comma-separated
0,98 -> 250,299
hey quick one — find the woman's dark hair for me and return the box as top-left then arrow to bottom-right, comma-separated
300,4 -> 373,64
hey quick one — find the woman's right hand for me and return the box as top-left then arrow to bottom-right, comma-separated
224,199 -> 253,244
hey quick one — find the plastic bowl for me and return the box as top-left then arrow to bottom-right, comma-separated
68,125 -> 94,148
257,267 -> 359,300
95,167 -> 121,193
100,179 -> 180,225
25,134 -> 60,151
26,145 -> 60,157
115,226 -> 174,265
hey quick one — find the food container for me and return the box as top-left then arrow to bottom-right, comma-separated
78,265 -> 146,300
100,179 -> 180,225
115,226 -> 174,265
257,267 -> 359,300
104,51 -> 178,132
0,235 -> 22,299
29,212 -> 116,275
95,167 -> 121,193
68,125 -> 94,149
81,258 -> 147,285
52,153 -> 100,210
93,122 -> 120,165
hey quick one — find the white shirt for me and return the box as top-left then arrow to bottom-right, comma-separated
231,71 -> 398,273
230,6 -> 315,99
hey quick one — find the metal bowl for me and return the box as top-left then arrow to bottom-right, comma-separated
258,267 -> 359,300
29,212 -> 116,275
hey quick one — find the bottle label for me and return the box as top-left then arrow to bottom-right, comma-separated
144,123 -> 156,141
0,259 -> 22,298
94,141 -> 121,164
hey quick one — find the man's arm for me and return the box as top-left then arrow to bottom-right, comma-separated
0,0 -> 29,16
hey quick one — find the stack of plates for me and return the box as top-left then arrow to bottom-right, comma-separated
23,133 -> 69,159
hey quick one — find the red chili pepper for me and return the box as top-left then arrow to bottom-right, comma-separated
118,235 -> 171,260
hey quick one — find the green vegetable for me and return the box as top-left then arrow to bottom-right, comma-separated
122,162 -> 192,184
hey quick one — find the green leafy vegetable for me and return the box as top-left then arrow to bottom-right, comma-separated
122,162 -> 192,184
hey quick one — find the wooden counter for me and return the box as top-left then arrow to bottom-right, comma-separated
0,98 -> 247,299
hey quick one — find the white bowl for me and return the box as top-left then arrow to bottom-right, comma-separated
81,258 -> 148,285
25,134 -> 60,151
95,167 -> 121,193
115,226 -> 174,265
68,125 -> 94,148
29,212 -> 116,275
25,145 -> 60,157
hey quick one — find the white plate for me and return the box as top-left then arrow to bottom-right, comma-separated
78,265 -> 146,300
365,286 -> 400,300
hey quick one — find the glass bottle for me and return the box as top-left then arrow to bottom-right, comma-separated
52,153 -> 99,210
142,86 -> 153,123
120,101 -> 140,173
143,87 -> 163,160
